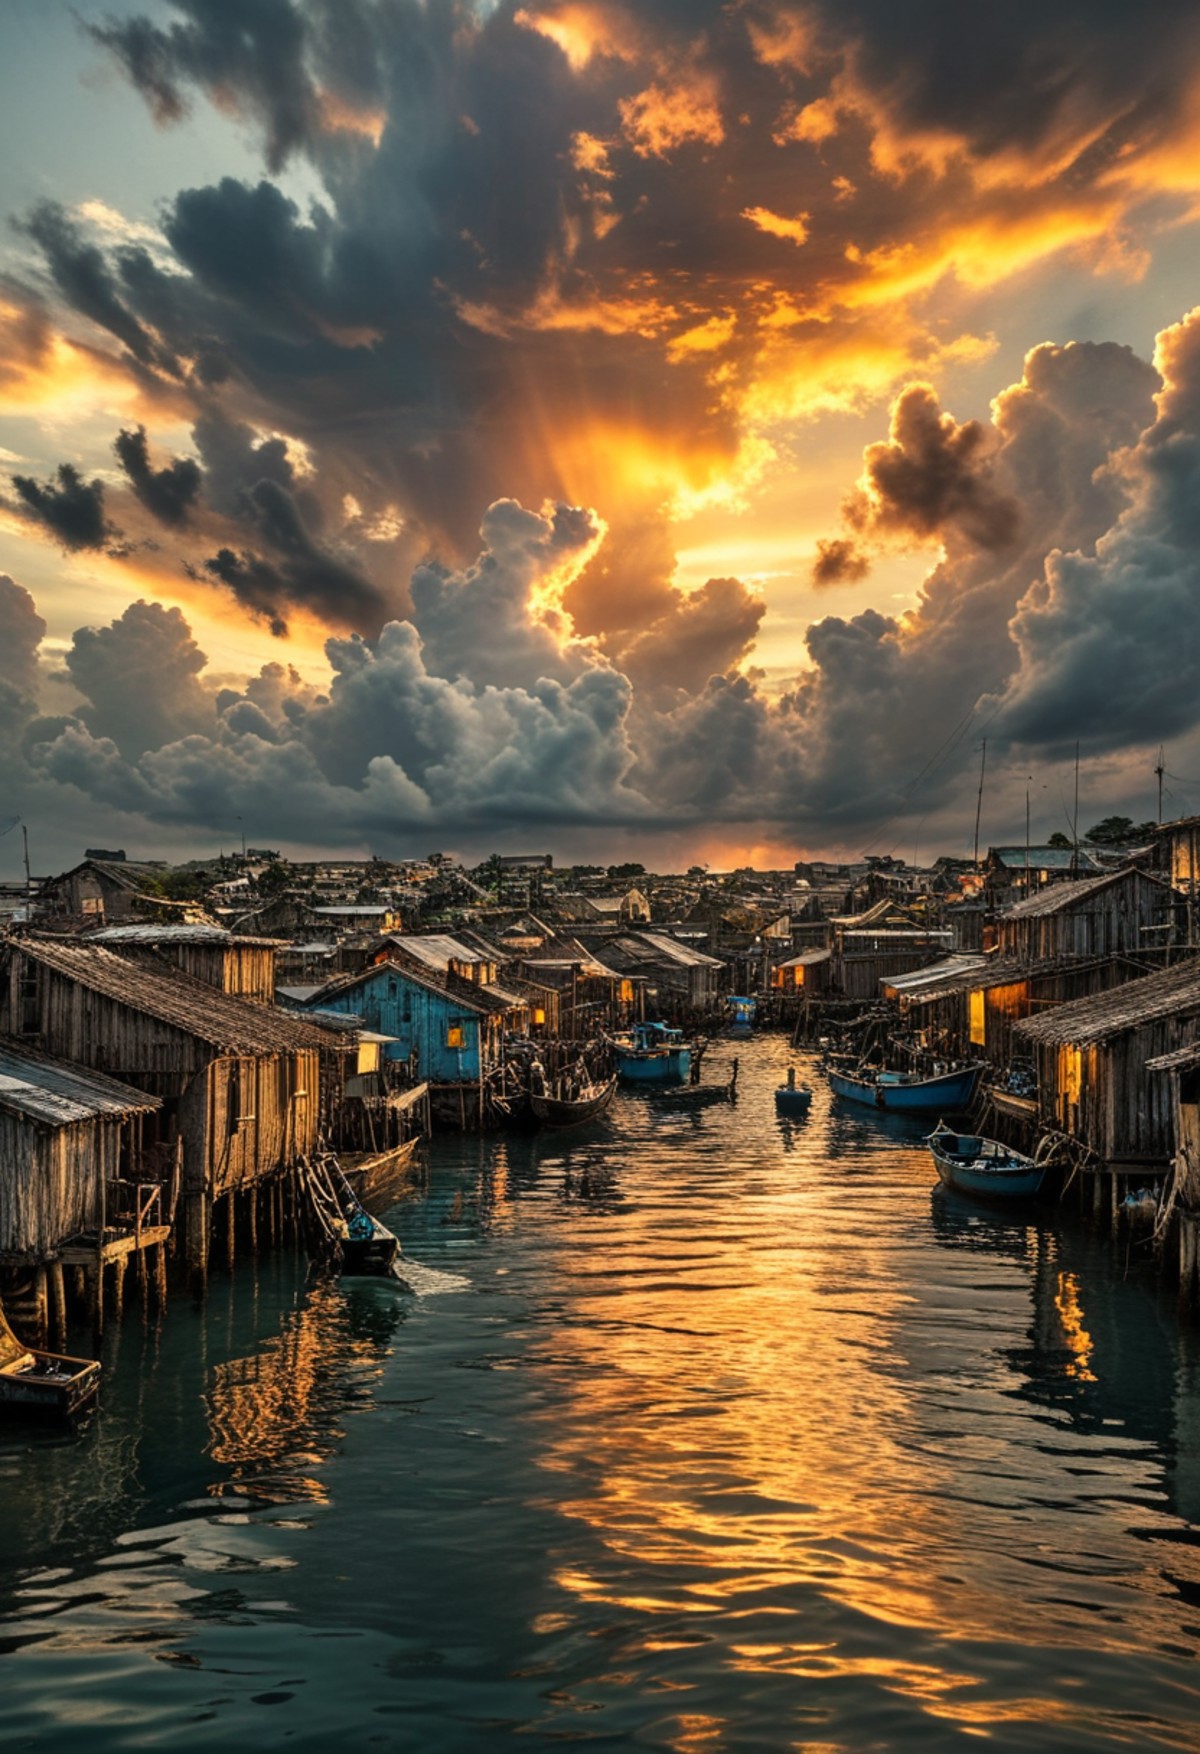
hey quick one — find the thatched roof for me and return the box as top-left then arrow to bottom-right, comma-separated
1014,957 -> 1200,1046
10,938 -> 338,1056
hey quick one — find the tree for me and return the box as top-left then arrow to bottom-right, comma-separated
607,862 -> 645,879
1084,816 -> 1157,846
1047,831 -> 1073,849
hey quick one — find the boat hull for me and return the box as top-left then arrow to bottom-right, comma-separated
531,1078 -> 617,1128
928,1129 -> 1046,1201
931,1154 -> 1046,1201
0,1353 -> 101,1417
615,1048 -> 691,1085
341,1135 -> 421,1206
829,1064 -> 982,1112
341,1232 -> 400,1276
774,1087 -> 813,1116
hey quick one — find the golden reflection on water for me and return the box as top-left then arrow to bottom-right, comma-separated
525,1073 -> 1198,1745
205,1280 -> 386,1504
1052,1270 -> 1098,1382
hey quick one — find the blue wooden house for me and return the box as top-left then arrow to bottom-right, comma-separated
297,959 -> 496,1086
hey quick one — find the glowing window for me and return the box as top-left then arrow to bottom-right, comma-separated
446,1023 -> 465,1049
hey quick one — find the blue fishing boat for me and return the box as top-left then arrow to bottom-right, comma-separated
774,1066 -> 813,1116
926,1122 -> 1047,1201
828,1061 -> 983,1113
612,1021 -> 692,1085
726,996 -> 756,1038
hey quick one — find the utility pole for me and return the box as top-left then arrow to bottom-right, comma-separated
1156,745 -> 1165,825
21,824 -> 31,899
972,739 -> 987,872
1072,741 -> 1080,876
1025,781 -> 1031,898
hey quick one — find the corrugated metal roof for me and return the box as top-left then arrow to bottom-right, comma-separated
883,954 -> 988,994
626,932 -> 724,969
384,934 -> 491,970
991,847 -> 1103,871
1001,867 -> 1164,920
0,1040 -> 161,1126
1014,958 -> 1200,1046
89,924 -> 281,948
11,939 -> 338,1055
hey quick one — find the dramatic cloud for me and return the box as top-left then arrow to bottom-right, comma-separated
843,385 -> 1021,553
8,2 -> 1200,858
114,425 -> 202,526
10,462 -> 113,551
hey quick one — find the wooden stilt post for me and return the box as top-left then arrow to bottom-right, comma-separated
248,1183 -> 258,1254
31,1265 -> 49,1348
185,1191 -> 210,1285
154,1241 -> 168,1310
73,1265 -> 86,1302
92,1260 -> 105,1336
114,1253 -> 128,1318
226,1191 -> 236,1270
49,1261 -> 67,1350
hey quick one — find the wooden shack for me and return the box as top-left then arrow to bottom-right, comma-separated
1144,1041 -> 1200,1306
37,858 -> 209,927
896,954 -> 1144,1066
586,931 -> 726,1015
996,867 -> 1174,962
1014,959 -> 1200,1166
831,925 -> 953,1001
0,1039 -> 163,1340
88,924 -> 279,1003
0,937 -> 338,1273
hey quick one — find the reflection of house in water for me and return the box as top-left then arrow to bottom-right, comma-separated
1013,1226 -> 1200,1526
205,1278 -> 404,1504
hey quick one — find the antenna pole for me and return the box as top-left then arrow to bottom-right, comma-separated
972,738 -> 987,871
1072,741 -> 1080,875
21,825 -> 31,898
1025,781 -> 1031,897
1156,745 -> 1165,824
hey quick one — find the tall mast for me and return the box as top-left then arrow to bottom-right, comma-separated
1072,741 -> 1080,875
1155,745 -> 1165,824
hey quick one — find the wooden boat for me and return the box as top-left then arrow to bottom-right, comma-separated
650,1060 -> 739,1106
303,1152 -> 403,1277
926,1122 -> 1047,1201
338,1208 -> 401,1276
828,1061 -> 983,1113
612,1022 -> 692,1086
340,1134 -> 421,1206
0,1306 -> 100,1418
530,1075 -> 617,1128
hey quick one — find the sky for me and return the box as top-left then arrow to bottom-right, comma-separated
2,0 -> 1200,874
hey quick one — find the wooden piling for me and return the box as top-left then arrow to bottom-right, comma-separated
48,1260 -> 67,1350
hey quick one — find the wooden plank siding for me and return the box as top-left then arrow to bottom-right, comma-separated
997,869 -> 1174,963
0,1112 -> 125,1263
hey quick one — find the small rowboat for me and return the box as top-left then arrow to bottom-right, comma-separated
926,1122 -> 1046,1201
0,1306 -> 100,1418
611,1023 -> 692,1085
530,1076 -> 618,1128
829,1062 -> 982,1113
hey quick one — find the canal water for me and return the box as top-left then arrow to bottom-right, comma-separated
2,1036 -> 1200,1751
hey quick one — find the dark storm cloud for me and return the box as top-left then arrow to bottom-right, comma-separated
88,0 -> 323,172
10,463 -> 113,551
825,0 -> 1200,159
811,537 -> 870,588
17,201 -> 174,372
844,385 -> 1020,553
114,425 -> 202,526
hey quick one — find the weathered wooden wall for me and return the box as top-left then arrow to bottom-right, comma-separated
178,1051 -> 320,1196
0,1112 -> 123,1262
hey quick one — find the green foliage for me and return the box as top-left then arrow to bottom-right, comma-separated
1083,816 -> 1157,846
1047,831 -> 1073,849
607,862 -> 645,878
